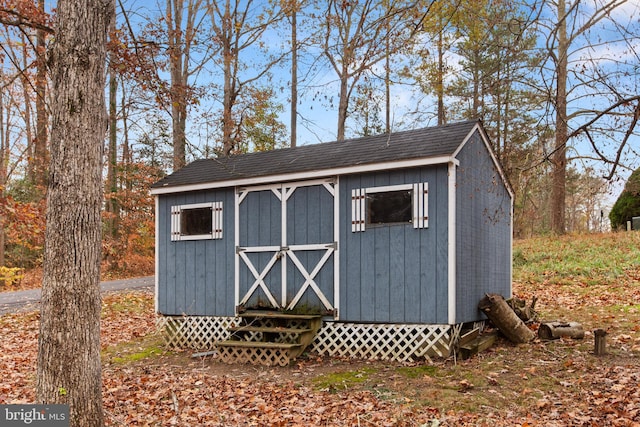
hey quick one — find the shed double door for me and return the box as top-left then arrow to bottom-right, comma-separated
235,178 -> 338,316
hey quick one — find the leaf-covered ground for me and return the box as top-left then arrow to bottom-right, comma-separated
1,232 -> 639,426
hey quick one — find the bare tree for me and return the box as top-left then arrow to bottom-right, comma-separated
409,0 -> 461,126
283,0 -> 300,147
206,0 -> 286,155
116,0 -> 210,171
36,1 -> 114,426
321,0 -> 423,141
538,0 -> 637,234
33,0 -> 48,188
165,0 -> 207,170
106,19 -> 119,239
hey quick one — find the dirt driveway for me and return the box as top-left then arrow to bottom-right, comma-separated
0,275 -> 154,315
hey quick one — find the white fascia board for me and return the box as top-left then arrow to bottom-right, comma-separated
509,193 -> 514,299
237,177 -> 335,194
154,195 -> 160,314
447,161 -> 457,325
150,155 -> 456,195
333,177 -> 340,320
234,190 -> 240,311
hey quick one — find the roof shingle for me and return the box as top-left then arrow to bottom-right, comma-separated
152,120 -> 479,190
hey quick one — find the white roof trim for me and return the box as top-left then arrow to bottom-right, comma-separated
151,155 -> 458,195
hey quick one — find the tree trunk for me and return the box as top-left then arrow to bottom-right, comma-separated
106,56 -> 119,239
0,88 -> 6,267
121,84 -> 132,190
36,1 -> 113,426
34,0 -> 49,190
551,0 -> 568,235
478,294 -> 535,344
384,24 -> 391,134
436,27 -> 445,125
290,6 -> 297,148
336,67 -> 349,141
221,0 -> 236,155
168,0 -> 187,169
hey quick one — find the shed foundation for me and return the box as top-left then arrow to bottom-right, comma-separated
157,315 -> 474,362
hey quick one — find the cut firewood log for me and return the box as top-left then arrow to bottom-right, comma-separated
506,296 -> 538,323
538,321 -> 585,340
478,294 -> 535,344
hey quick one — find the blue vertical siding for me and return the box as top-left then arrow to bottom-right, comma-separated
339,166 -> 450,324
156,189 -> 235,316
285,184 -> 335,311
454,131 -> 512,323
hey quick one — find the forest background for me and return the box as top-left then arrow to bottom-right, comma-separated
0,0 -> 638,285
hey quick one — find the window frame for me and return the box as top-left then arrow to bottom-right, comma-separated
171,201 -> 223,241
351,183 -> 428,232
365,184 -> 413,227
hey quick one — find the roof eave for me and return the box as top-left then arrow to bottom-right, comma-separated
150,154 -> 458,195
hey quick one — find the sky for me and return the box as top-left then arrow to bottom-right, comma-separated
114,0 -> 639,199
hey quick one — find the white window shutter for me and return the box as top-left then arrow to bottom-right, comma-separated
212,201 -> 223,239
351,188 -> 366,232
171,205 -> 182,241
413,182 -> 429,229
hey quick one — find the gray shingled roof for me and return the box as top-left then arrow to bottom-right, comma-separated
151,120 -> 479,190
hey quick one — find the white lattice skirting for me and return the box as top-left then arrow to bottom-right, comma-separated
157,316 -> 464,362
311,322 -> 462,362
157,316 -> 238,350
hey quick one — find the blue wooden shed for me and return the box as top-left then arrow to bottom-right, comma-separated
151,120 -> 513,363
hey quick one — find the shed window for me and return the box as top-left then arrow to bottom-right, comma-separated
368,190 -> 412,225
181,207 -> 212,235
171,202 -> 223,241
351,183 -> 428,232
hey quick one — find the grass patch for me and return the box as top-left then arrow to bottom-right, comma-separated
612,304 -> 640,313
514,232 -> 640,286
312,367 -> 376,392
395,364 -> 438,379
103,333 -> 165,365
102,292 -> 153,318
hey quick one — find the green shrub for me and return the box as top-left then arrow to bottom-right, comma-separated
610,167 -> 640,230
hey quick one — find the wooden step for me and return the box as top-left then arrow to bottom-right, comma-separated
216,340 -> 302,350
458,332 -> 497,360
238,310 -> 322,320
216,310 -> 323,366
216,341 -> 301,367
229,325 -> 313,334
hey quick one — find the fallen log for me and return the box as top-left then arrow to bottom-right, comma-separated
538,321 -> 585,340
478,294 -> 535,344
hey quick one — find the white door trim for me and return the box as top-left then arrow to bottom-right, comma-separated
235,178 -> 339,317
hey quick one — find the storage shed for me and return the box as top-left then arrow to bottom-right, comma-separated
151,120 -> 513,363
